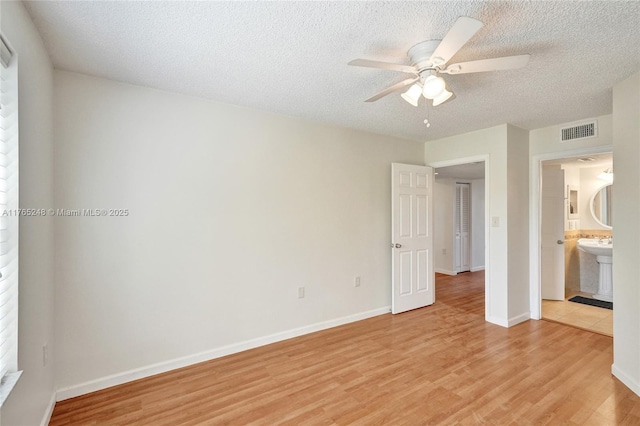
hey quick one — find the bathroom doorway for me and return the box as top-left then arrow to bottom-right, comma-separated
538,151 -> 613,336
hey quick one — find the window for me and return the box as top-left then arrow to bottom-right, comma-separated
0,33 -> 20,405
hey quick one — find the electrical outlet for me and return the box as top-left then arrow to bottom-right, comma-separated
297,287 -> 305,298
43,344 -> 48,367
354,276 -> 361,287
442,248 -> 446,255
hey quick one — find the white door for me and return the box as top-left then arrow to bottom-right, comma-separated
541,167 -> 565,300
391,163 -> 434,314
454,183 -> 471,273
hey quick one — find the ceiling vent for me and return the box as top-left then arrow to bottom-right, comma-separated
560,120 -> 597,142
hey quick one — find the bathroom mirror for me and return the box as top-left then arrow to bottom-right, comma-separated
590,184 -> 613,229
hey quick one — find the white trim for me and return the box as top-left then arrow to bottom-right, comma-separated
470,266 -> 485,272
435,268 -> 457,276
508,312 -> 531,327
486,316 -> 508,327
486,313 -> 529,328
40,392 -> 57,426
612,364 -> 640,397
0,371 -> 21,408
426,155 -> 491,325
529,145 -> 613,320
56,306 -> 391,401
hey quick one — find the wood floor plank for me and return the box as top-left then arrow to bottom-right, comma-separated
49,271 -> 640,425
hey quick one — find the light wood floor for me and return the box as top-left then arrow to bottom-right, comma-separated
50,271 -> 640,425
542,292 -> 613,337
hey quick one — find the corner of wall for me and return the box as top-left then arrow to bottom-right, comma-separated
507,125 -> 530,318
612,71 -> 640,397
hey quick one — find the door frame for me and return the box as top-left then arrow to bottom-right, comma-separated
426,155 -> 491,321
529,145 -> 613,319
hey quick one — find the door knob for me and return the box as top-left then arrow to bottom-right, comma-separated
557,240 -> 564,245
395,243 -> 402,248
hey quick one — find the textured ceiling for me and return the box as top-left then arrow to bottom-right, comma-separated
25,1 -> 640,142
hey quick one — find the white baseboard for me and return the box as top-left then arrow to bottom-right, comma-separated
435,268 -> 484,275
486,315 -> 508,328
612,364 -> 640,397
56,306 -> 391,401
508,312 -> 531,327
485,312 -> 530,328
40,392 -> 56,426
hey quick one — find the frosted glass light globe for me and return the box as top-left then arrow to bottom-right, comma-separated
422,75 -> 446,99
401,84 -> 422,106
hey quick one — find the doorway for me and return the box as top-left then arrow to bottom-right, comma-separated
539,153 -> 613,336
431,158 -> 487,315
530,146 -> 613,336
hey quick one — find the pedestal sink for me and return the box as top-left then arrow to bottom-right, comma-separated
577,238 -> 613,302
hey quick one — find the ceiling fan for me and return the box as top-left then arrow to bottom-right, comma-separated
348,16 -> 530,107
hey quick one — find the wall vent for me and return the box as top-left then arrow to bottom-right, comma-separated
560,120 -> 597,142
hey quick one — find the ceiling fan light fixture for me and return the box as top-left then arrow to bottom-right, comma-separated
598,167 -> 614,182
422,75 -> 446,99
401,83 -> 422,106
432,89 -> 453,106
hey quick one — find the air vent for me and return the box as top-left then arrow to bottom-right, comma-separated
560,120 -> 597,142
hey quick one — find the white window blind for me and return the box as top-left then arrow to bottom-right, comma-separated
0,33 -> 18,385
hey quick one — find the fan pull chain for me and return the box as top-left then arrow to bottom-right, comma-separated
423,102 -> 431,128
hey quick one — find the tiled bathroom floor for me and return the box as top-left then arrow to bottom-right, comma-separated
541,293 -> 612,337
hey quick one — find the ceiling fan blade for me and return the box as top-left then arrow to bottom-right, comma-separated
430,16 -> 483,65
348,59 -> 418,75
364,77 -> 419,102
441,54 -> 531,74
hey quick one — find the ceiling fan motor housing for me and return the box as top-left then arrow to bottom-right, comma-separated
407,40 -> 443,72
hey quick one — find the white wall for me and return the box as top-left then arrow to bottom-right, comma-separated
530,115 -> 613,235
53,71 -> 425,394
530,115 -> 612,157
506,125 -> 530,319
1,2 -> 56,425
433,179 -> 454,275
425,124 -> 530,327
612,71 -> 640,396
471,179 -> 485,271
